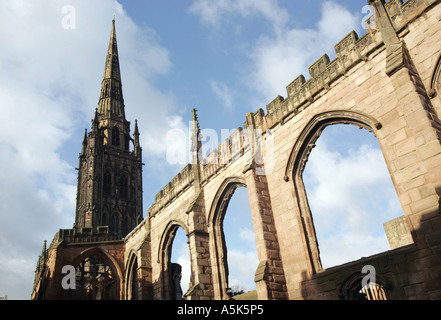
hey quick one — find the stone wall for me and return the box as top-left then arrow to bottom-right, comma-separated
132,0 -> 441,300
33,0 -> 441,300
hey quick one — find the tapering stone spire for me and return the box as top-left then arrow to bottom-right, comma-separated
98,17 -> 125,119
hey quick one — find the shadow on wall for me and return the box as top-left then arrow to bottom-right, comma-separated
299,207 -> 441,300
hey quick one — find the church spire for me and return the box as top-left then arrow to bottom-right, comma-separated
98,17 -> 125,119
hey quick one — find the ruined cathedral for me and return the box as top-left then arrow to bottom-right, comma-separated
33,0 -> 441,300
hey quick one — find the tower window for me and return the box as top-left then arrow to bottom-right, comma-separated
120,174 -> 128,199
103,170 -> 112,195
122,216 -> 130,237
102,212 -> 108,226
125,135 -> 130,151
110,213 -> 120,235
112,127 -> 120,146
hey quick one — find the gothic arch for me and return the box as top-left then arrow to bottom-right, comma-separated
70,247 -> 123,300
110,212 -> 121,236
112,127 -> 120,146
208,177 -> 247,299
284,110 -> 384,274
122,215 -> 131,237
157,220 -> 189,264
157,220 -> 189,300
339,271 -> 391,300
284,110 -> 382,181
124,251 -> 139,300
101,211 -> 109,226
103,168 -> 113,196
118,172 -> 129,199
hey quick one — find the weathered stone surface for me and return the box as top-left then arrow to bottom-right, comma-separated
33,0 -> 441,301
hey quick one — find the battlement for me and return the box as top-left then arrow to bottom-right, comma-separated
262,0 -> 437,130
263,29 -> 383,130
200,127 -> 247,182
149,164 -> 194,215
148,126 -> 256,215
385,0 -> 434,30
56,227 -> 122,244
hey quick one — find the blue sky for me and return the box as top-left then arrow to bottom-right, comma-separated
0,0 -> 403,299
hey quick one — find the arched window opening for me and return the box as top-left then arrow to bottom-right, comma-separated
102,212 -> 108,226
109,213 -> 120,236
112,127 -> 120,147
72,255 -> 116,300
221,186 -> 258,298
127,255 -> 139,300
125,135 -> 130,152
339,272 -> 390,300
302,124 -> 405,269
103,170 -> 112,195
120,174 -> 128,199
122,216 -> 130,237
170,227 -> 191,300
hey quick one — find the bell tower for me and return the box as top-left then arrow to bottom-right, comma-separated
74,17 -> 143,238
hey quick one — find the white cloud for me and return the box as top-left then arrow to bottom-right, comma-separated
190,0 -> 361,107
239,227 -> 255,243
176,252 -> 192,295
227,249 -> 258,291
302,126 -> 403,269
188,0 -> 289,33
210,80 -> 234,111
248,1 -> 361,102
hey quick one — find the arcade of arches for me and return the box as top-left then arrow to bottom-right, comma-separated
33,0 -> 441,300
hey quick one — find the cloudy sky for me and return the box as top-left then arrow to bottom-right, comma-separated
0,0 -> 403,299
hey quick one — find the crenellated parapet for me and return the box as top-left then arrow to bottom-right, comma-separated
148,164 -> 194,216
385,0 -> 438,30
263,29 -> 383,130
148,125 -> 259,216
261,0 -> 438,131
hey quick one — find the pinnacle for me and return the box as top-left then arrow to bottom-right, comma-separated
97,18 -> 125,119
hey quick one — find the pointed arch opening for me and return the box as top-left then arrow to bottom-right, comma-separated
125,252 -> 139,300
122,215 -> 130,238
103,169 -> 113,196
223,186 -> 258,297
158,221 -> 191,300
209,177 -> 258,299
339,271 -> 391,300
119,173 -> 129,199
170,228 -> 191,299
112,127 -> 120,146
70,248 -> 122,300
109,212 -> 120,237
285,111 -> 413,273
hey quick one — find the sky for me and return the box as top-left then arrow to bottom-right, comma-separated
0,0 -> 404,299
